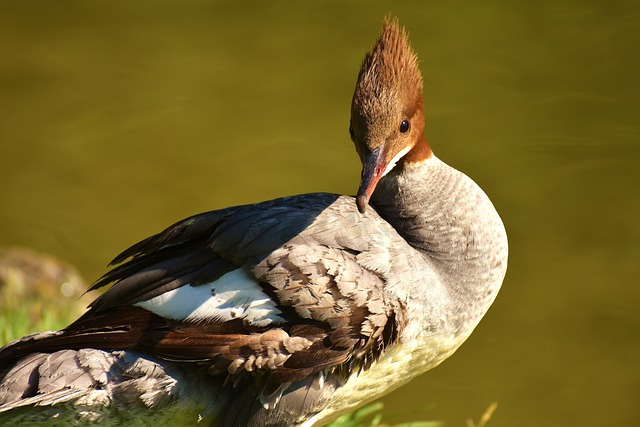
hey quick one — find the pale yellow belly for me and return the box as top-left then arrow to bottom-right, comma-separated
302,333 -> 461,427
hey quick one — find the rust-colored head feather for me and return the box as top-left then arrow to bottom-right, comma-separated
355,17 -> 423,106
350,18 -> 426,151
350,18 -> 429,211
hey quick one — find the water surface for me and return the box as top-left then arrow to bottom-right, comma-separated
1,1 -> 638,426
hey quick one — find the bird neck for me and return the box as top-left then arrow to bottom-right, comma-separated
371,155 -> 508,335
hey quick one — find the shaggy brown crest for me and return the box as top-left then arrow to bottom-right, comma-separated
351,18 -> 423,133
355,18 -> 422,101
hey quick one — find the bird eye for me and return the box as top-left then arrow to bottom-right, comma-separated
400,119 -> 410,133
349,125 -> 355,140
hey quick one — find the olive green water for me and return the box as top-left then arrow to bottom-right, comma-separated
1,1 -> 638,426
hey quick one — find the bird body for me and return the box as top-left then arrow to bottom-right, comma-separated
0,18 -> 508,426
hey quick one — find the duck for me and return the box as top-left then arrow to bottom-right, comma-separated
0,17 -> 508,427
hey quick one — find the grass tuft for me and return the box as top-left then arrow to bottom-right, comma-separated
324,402 -> 442,427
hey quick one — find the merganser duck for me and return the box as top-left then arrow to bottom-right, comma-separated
0,18 -> 508,426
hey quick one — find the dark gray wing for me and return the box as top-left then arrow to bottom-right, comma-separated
1,193 -> 407,385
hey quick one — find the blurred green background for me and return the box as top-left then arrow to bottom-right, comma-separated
1,1 -> 638,426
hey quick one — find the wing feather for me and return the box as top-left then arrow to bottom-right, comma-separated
1,193 -> 406,386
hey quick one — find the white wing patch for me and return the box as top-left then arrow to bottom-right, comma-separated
134,269 -> 286,326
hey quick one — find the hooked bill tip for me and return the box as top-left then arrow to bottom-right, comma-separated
356,194 -> 369,213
